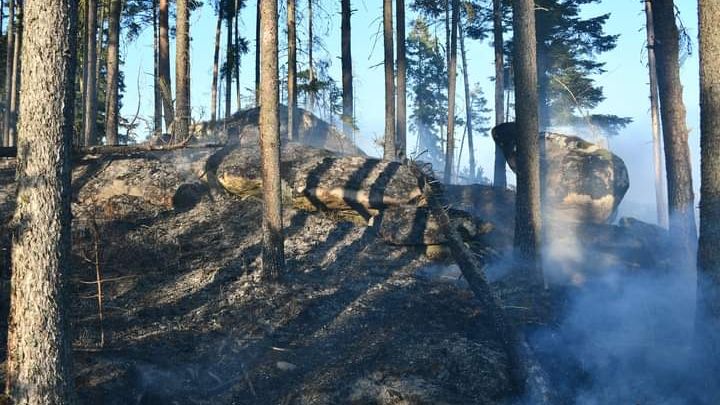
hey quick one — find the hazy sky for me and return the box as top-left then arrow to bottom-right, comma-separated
120,1 -> 701,224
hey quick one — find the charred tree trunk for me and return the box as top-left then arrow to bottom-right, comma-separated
697,0 -> 720,381
2,0 -> 14,146
493,0 -> 506,188
287,0 -> 298,140
382,0 -> 396,161
234,0 -> 240,111
444,0 -> 459,184
84,0 -> 99,145
258,0 -> 284,279
159,0 -> 173,129
644,0 -> 668,228
104,0 -> 121,145
511,0 -> 543,284
652,0 -> 697,269
225,3 -> 233,119
395,0 -> 406,159
341,0 -> 353,140
307,0 -> 315,110
5,0 -> 77,400
254,0 -> 260,105
175,0 -> 190,141
211,2 -> 223,124
459,21 -> 475,182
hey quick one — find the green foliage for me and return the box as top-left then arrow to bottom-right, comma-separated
470,83 -> 492,136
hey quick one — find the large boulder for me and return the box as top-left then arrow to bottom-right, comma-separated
492,122 -> 629,223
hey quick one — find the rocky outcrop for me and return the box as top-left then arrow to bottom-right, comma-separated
492,122 -> 629,223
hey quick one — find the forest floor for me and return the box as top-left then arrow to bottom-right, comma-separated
0,154 -> 517,404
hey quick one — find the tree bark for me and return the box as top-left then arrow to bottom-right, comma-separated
511,0 -> 543,284
697,0 -> 720,381
341,0 -> 353,141
259,0 -> 284,279
459,21 -> 475,182
444,0 -> 459,184
104,0 -> 121,145
653,0 -> 697,269
8,2 -> 21,148
382,0 -> 395,161
2,0 -> 14,146
153,0 -> 162,136
211,2 -> 223,124
225,2 -> 233,118
644,0 -> 668,228
234,0 -> 241,111
84,0 -> 99,145
307,0 -> 315,110
287,0 -> 297,140
175,0 -> 190,141
159,0 -> 173,129
493,0 -> 506,188
254,0 -> 260,105
395,0 -> 406,159
5,0 -> 77,400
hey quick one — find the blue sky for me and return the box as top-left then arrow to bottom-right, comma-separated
120,1 -> 701,223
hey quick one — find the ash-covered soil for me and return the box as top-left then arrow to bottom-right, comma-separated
0,152 -> 516,404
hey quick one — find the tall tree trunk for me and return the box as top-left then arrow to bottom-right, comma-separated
5,0 -> 77,400
444,0 -> 459,184
225,3 -> 233,118
493,0 -> 506,188
259,0 -> 284,279
644,0 -> 668,228
459,21 -> 475,182
653,0 -> 697,269
211,2 -> 223,124
84,0 -> 99,145
95,0 -> 105,111
307,0 -> 315,110
2,0 -> 14,146
104,0 -> 121,145
254,0 -> 260,105
287,0 -> 297,140
8,2 -> 21,147
395,0 -> 406,159
152,0 -> 161,136
159,0 -> 173,129
210,4 -> 224,123
234,0 -> 240,111
696,0 -> 720,380
175,0 -> 190,141
511,0 -> 543,284
382,0 -> 395,161
341,0 -> 353,140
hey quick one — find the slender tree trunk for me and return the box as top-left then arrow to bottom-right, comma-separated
653,0 -> 697,269
444,0 -> 450,68
382,0 -> 395,161
104,0 -> 121,145
211,2 -> 223,124
511,0 -> 543,284
395,0 -> 406,159
444,0 -> 459,184
493,0 -> 506,188
5,0 -> 77,400
341,0 -> 353,140
287,0 -> 297,140
95,0 -> 105,110
159,0 -> 173,129
2,0 -> 14,146
84,0 -> 99,145
644,0 -> 668,228
234,0 -> 240,111
225,3 -> 233,118
153,0 -> 162,136
307,0 -> 315,110
254,0 -> 260,105
259,0 -> 284,279
8,2 -> 21,147
175,0 -> 190,141
459,21 -> 475,182
697,0 -> 720,381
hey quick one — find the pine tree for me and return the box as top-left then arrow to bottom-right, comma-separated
492,0 -> 506,188
396,0 -> 407,158
341,0 -> 353,140
444,0 -> 459,183
383,0 -> 396,160
83,0 -> 100,145
288,0 -> 298,140
105,0 -> 122,145
175,0 -> 191,141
